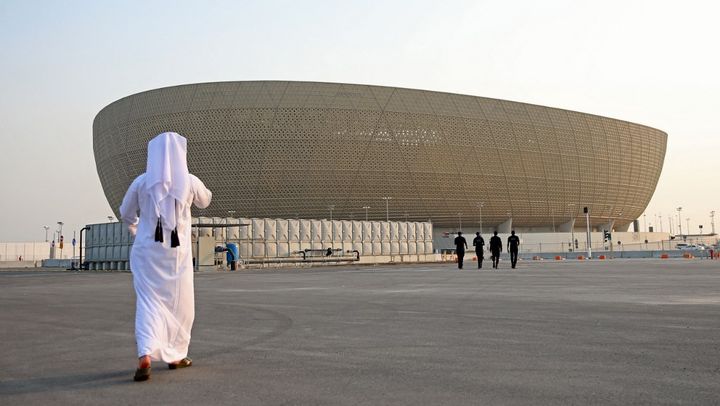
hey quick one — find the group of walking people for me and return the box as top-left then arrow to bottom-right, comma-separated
454,230 -> 520,269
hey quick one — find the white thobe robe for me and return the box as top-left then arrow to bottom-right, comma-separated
120,173 -> 212,361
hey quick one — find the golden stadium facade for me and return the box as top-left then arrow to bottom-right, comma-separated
93,81 -> 667,231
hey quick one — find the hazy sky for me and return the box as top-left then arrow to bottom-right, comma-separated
1,0 -> 718,241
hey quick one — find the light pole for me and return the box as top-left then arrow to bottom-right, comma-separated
457,213 -> 463,232
362,206 -> 370,221
43,225 -> 49,242
57,221 -> 64,259
643,213 -> 647,232
477,202 -> 484,234
381,197 -> 392,222
72,230 -> 77,268
669,215 -> 674,235
658,213 -> 663,233
568,204 -> 576,252
329,205 -> 335,248
711,211 -> 715,234
584,206 -> 591,259
677,207 -> 683,235
653,213 -> 657,232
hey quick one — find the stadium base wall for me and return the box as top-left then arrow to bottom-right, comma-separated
84,218 -> 435,271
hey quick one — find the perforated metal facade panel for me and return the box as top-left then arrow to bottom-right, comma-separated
93,81 -> 667,229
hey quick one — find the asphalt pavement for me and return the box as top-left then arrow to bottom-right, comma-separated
1,259 -> 719,405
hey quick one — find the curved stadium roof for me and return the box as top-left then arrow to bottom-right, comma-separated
94,81 -> 667,230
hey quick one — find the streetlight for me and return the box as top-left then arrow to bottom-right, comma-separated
328,204 -> 335,249
329,205 -> 336,249
710,211 -> 715,234
567,204 -> 576,252
362,206 -> 371,221
668,215 -> 674,235
477,202 -> 484,234
43,225 -> 49,242
57,221 -> 64,258
583,206 -> 591,259
457,213 -> 463,231
381,197 -> 392,222
643,213 -> 647,232
677,207 -> 683,235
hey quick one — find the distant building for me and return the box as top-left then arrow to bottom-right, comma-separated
94,81 -> 666,232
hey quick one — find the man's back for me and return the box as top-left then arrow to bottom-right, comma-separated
508,235 -> 520,250
489,236 -> 502,251
473,236 -> 484,250
454,236 -> 467,250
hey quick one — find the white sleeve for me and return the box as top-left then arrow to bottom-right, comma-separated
190,174 -> 212,209
119,176 -> 142,226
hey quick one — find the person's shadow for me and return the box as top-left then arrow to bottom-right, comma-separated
0,370 -> 133,396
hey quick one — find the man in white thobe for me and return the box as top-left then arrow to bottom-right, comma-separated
120,132 -> 212,382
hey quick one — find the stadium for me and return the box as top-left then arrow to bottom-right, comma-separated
93,81 -> 667,233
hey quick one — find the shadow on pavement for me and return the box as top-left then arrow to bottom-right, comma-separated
0,370 -> 133,395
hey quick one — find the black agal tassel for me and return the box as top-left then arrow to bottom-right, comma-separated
155,217 -> 164,242
170,228 -> 180,248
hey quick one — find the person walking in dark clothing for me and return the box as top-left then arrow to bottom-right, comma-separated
454,231 -> 468,269
508,230 -> 520,269
489,231 -> 502,269
472,232 -> 485,269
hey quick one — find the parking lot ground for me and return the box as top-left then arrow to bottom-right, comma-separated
1,259 -> 719,405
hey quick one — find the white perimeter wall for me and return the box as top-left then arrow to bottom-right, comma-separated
432,228 -> 717,253
0,242 -> 53,261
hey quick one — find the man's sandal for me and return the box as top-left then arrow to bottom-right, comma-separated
133,367 -> 151,382
168,357 -> 192,370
